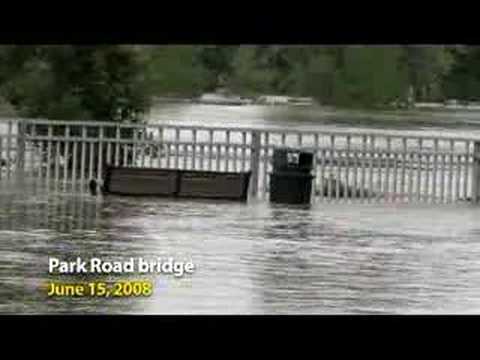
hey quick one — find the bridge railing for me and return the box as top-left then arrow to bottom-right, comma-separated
2,117 -> 480,204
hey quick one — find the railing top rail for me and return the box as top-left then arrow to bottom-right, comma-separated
3,117 -> 480,143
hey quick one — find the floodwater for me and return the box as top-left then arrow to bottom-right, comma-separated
2,104 -> 480,314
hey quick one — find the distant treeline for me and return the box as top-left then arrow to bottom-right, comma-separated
143,45 -> 479,107
1,45 -> 479,122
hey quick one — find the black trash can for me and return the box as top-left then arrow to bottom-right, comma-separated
270,171 -> 314,204
272,148 -> 289,172
269,148 -> 314,205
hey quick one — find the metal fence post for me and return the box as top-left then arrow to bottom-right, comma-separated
249,130 -> 261,198
16,119 -> 26,180
472,141 -> 480,203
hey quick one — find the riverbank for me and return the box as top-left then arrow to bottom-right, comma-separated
151,94 -> 317,107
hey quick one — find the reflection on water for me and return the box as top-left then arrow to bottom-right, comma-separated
2,178 -> 480,314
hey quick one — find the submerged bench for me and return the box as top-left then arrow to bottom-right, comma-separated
102,166 -> 251,201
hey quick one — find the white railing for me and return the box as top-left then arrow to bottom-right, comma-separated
2,117 -> 480,204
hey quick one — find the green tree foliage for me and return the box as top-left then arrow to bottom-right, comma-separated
331,46 -> 409,108
195,46 -> 238,89
0,45 -> 150,122
228,46 -> 277,95
403,45 -> 454,101
1,45 -> 479,115
226,45 -> 461,108
229,46 -> 418,108
442,46 -> 480,102
144,46 -> 211,96
291,48 -> 339,100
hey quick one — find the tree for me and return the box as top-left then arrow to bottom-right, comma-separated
144,45 -> 211,97
330,46 -> 409,108
195,46 -> 238,89
228,46 -> 276,95
0,45 -> 150,122
403,45 -> 454,101
0,45 -> 151,177
442,46 -> 480,102
290,48 -> 339,101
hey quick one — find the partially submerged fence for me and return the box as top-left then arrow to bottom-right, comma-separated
2,118 -> 480,204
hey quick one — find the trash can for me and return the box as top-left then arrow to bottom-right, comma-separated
272,148 -> 313,173
269,148 -> 314,204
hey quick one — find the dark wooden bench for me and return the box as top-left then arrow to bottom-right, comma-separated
177,170 -> 251,201
102,166 -> 251,201
103,167 -> 178,196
